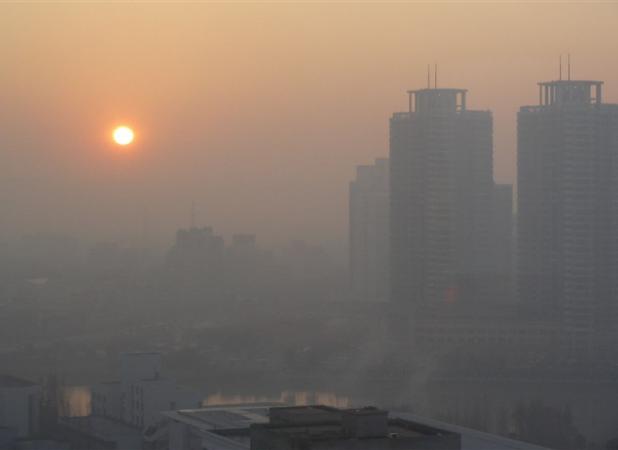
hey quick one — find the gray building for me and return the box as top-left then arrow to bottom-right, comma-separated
389,88 -> 494,310
165,226 -> 225,290
143,404 -> 552,450
517,79 -> 618,332
250,406 -> 461,450
488,183 -> 514,302
0,375 -> 41,439
349,158 -> 390,302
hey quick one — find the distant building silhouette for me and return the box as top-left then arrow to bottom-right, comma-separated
349,158 -> 389,301
517,79 -> 618,332
226,234 -> 275,299
389,87 -> 494,310
488,183 -> 514,302
165,226 -> 225,289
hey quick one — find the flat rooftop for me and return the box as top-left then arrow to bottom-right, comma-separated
61,415 -> 141,443
260,421 -> 428,440
270,405 -> 341,424
0,374 -> 37,388
161,403 -> 278,431
393,412 -> 552,450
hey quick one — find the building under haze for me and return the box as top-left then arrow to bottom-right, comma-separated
488,183 -> 514,303
165,226 -> 225,291
349,158 -> 389,302
389,87 -> 494,310
518,79 -> 618,333
251,406 -> 461,450
0,375 -> 41,439
90,352 -> 199,431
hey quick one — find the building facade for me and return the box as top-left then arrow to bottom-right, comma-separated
0,375 -> 41,439
349,158 -> 390,302
91,352 -> 200,431
389,88 -> 494,310
517,80 -> 618,332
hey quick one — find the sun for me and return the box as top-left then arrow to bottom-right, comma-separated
113,126 -> 135,146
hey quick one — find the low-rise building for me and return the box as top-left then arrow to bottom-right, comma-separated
251,406 -> 460,450
144,404 -> 553,450
144,403 -> 276,450
90,353 -> 200,431
0,375 -> 41,439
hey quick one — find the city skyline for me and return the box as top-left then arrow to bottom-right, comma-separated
1,3 -> 617,250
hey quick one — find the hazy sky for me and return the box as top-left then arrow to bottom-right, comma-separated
1,2 -> 617,253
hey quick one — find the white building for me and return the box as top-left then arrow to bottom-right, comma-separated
0,375 -> 41,438
91,352 -> 200,431
91,381 -> 122,420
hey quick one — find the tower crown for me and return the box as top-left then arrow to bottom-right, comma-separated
538,80 -> 603,106
406,88 -> 467,114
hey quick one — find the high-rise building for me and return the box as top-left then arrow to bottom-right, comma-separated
349,158 -> 389,301
518,79 -> 618,332
165,226 -> 225,290
389,88 -> 494,310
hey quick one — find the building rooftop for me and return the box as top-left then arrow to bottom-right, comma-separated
534,79 -> 604,107
402,87 -> 469,114
149,404 -> 551,450
0,375 -> 37,388
252,405 -> 461,450
269,405 -> 342,425
393,412 -> 552,450
60,415 -> 142,447
256,420 -> 431,440
538,79 -> 603,86
121,351 -> 161,356
161,403 -> 277,432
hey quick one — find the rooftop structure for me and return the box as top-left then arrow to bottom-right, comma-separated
536,80 -> 603,107
144,403 -> 278,450
0,375 -> 37,389
251,406 -> 461,450
144,404 -> 552,450
58,415 -> 142,450
406,88 -> 468,114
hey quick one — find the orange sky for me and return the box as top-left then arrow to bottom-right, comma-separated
1,2 -> 617,254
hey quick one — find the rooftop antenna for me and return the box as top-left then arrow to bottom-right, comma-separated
434,63 -> 438,89
568,53 -> 571,80
427,64 -> 430,89
559,54 -> 562,80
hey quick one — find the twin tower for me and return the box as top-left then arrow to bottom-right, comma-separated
369,79 -> 617,332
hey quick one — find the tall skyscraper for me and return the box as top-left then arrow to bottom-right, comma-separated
389,88 -> 494,310
518,79 -> 618,332
349,158 -> 389,301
